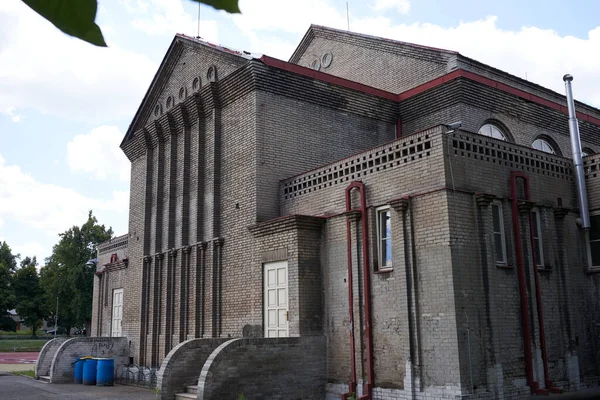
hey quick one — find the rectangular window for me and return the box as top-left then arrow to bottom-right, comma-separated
531,209 -> 544,268
589,215 -> 600,268
491,201 -> 507,265
376,206 -> 392,269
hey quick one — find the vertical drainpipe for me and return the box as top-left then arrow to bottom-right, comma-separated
563,74 -> 591,230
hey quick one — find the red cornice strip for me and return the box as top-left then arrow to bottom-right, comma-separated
259,55 -> 397,101
259,55 -> 600,127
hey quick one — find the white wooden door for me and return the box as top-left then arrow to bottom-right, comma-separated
264,261 -> 289,337
111,288 -> 123,337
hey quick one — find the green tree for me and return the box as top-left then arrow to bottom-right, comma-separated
13,257 -> 46,336
0,241 -> 19,272
21,0 -> 240,47
0,242 -> 18,331
41,211 -> 112,334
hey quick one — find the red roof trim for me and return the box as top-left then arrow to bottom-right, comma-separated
259,55 -> 600,127
259,55 -> 397,101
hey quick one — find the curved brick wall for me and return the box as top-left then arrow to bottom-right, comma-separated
49,337 -> 129,383
197,336 -> 325,400
156,338 -> 228,400
35,337 -> 67,379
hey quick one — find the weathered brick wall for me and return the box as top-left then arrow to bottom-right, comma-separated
281,125 -> 446,216
196,336 -> 326,400
49,337 -> 129,383
446,130 -> 600,392
156,338 -> 229,400
291,27 -> 454,94
256,90 -> 397,222
35,337 -> 67,378
137,38 -> 247,134
249,215 -> 325,337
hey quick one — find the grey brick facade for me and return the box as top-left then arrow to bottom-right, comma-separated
88,26 -> 600,399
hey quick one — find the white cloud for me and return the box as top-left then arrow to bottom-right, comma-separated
0,0 -> 157,123
12,241 -> 47,261
370,0 -> 410,14
127,0 -> 219,42
0,152 -> 129,239
67,126 -> 130,182
4,106 -> 23,122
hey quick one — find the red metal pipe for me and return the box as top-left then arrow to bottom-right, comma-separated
510,171 -> 536,391
341,181 -> 374,400
523,177 -> 552,390
343,186 -> 357,398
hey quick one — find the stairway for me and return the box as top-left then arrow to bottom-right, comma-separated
174,385 -> 198,399
38,376 -> 51,383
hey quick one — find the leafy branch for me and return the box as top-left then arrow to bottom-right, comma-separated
21,0 -> 240,47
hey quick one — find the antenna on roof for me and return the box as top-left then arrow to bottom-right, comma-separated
346,2 -> 350,31
196,1 -> 201,38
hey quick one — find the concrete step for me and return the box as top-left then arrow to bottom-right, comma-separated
38,376 -> 50,383
186,385 -> 198,394
175,393 -> 196,400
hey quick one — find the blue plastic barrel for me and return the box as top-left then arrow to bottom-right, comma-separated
96,358 -> 114,386
82,358 -> 98,385
73,359 -> 84,384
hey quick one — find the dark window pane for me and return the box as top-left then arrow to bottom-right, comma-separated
492,204 -> 501,233
590,216 -> 600,241
494,233 -> 504,263
591,241 -> 600,267
534,238 -> 542,266
532,211 -> 539,238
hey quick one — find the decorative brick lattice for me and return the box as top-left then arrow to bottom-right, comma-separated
282,133 -> 433,199
450,131 -> 573,181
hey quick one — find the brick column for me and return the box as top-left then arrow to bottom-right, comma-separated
213,238 -> 224,338
196,242 -> 208,338
180,245 -> 191,342
474,193 -> 503,392
139,256 -> 152,365
390,198 -> 422,392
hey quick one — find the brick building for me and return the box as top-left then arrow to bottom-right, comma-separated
92,25 -> 600,399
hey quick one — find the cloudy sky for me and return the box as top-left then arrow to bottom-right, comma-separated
1,0 -> 600,263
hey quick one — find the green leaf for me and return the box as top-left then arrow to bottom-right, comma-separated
192,0 -> 241,14
21,0 -> 107,47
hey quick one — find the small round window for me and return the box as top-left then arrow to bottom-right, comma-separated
154,104 -> 160,117
322,52 -> 333,68
207,65 -> 217,82
311,59 -> 321,71
582,147 -> 594,157
478,124 -> 507,141
192,77 -> 200,90
532,138 -> 556,154
166,96 -> 173,109
179,87 -> 186,100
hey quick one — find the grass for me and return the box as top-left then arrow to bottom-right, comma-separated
10,369 -> 35,378
0,339 -> 49,352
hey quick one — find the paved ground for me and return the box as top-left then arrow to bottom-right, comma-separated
0,351 -> 38,364
0,373 -> 157,399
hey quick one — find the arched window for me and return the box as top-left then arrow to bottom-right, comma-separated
532,138 -> 557,155
478,123 -> 507,141
582,147 -> 595,157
